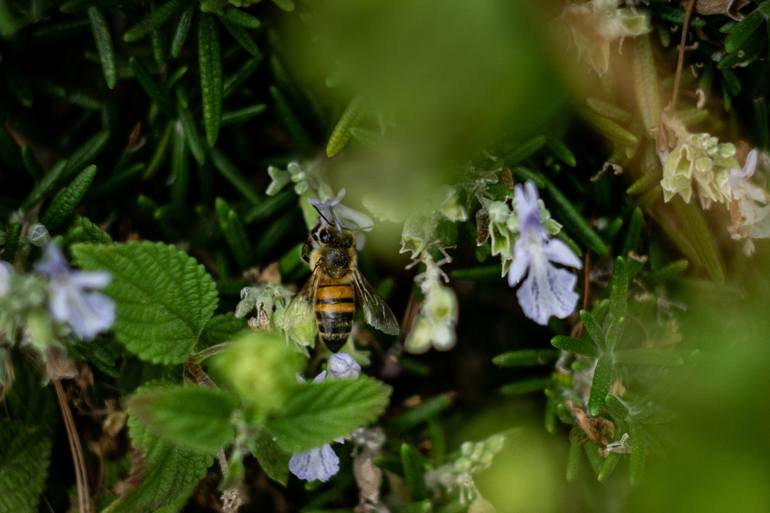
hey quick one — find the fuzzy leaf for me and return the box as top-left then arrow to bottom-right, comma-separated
248,426 -> 291,486
267,377 -> 391,453
588,355 -> 614,417
72,242 -> 218,364
579,310 -> 605,349
0,421 -> 52,513
104,386 -> 212,513
129,385 -> 236,454
551,335 -> 597,357
40,164 -> 97,231
198,13 -> 223,147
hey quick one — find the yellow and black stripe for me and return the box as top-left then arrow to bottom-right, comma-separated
315,281 -> 355,352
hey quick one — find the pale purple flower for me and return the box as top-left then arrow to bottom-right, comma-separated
288,443 -> 341,482
0,261 -> 13,298
288,353 -> 361,482
35,243 -> 115,340
508,182 -> 582,325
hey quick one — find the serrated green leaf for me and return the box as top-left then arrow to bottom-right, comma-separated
588,355 -> 613,416
72,241 -> 218,364
40,164 -> 97,231
129,385 -> 236,454
0,421 -> 52,513
123,0 -> 184,43
401,443 -> 428,500
170,4 -> 194,57
88,7 -> 117,89
198,13 -> 223,147
551,335 -> 597,357
267,377 -> 391,453
249,426 -> 290,486
105,385 -> 212,513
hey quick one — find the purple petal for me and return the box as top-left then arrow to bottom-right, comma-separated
328,353 -> 361,379
70,271 -> 111,289
49,281 -> 115,340
543,239 -> 582,269
514,181 -> 545,237
289,444 -> 340,482
35,243 -> 70,278
744,149 -> 758,178
507,238 -> 531,287
516,259 -> 579,326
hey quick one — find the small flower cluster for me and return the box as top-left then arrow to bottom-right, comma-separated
0,243 -> 115,386
405,255 -> 459,353
288,353 -> 362,482
235,284 -> 293,331
562,0 -> 651,76
426,434 -> 506,506
660,116 -> 770,253
480,182 -> 582,325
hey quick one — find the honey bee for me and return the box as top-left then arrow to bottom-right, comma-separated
284,221 -> 399,352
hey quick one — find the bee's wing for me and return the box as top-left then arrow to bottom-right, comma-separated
283,270 -> 319,346
352,270 -> 400,336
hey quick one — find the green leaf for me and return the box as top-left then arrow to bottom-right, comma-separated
40,164 -> 97,231
622,207 -> 643,255
123,0 -> 184,43
105,385 -> 212,513
221,7 -> 261,29
629,423 -> 646,485
401,443 -> 428,500
170,4 -> 194,58
326,96 -> 363,158
63,215 -> 112,245
597,451 -> 621,482
579,309 -> 605,349
541,177 -> 609,256
221,103 -> 266,126
198,13 -> 223,147
210,148 -> 260,204
88,7 -> 117,89
588,355 -> 613,416
566,431 -> 582,482
215,196 -> 251,268
647,259 -> 688,285
170,120 -> 189,208
72,241 -> 218,364
129,385 -> 236,454
725,2 -> 770,53
267,376 -> 392,453
200,313 -> 246,347
499,376 -> 552,395
177,103 -> 207,165
450,265 -> 500,282
0,421 -> 52,513
492,348 -> 559,367
613,348 -> 684,367
270,85 -> 312,151
220,17 -> 262,58
502,134 -> 546,166
271,0 -> 295,11
630,34 -> 661,135
130,56 -> 174,115
551,335 -> 597,357
608,257 -> 628,325
224,56 -> 262,99
248,426 -> 290,486
386,393 -> 453,432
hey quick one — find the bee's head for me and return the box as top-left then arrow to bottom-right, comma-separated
311,224 -> 354,248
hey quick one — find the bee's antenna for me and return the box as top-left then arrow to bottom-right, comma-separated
312,205 -> 332,226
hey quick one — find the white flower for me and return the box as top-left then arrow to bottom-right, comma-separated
288,353 -> 361,482
0,261 -> 13,298
725,149 -> 770,244
507,182 -> 582,325
34,243 -> 115,340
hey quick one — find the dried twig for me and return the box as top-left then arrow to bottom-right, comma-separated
54,380 -> 92,513
671,0 -> 697,110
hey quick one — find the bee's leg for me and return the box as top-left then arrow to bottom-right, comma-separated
300,243 -> 311,263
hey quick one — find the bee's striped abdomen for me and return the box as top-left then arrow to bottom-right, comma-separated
315,281 -> 355,352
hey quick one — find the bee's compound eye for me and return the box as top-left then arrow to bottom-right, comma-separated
319,229 -> 331,244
